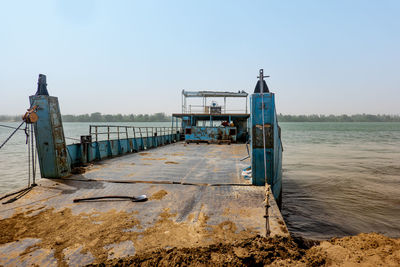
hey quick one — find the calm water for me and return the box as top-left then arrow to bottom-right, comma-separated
0,121 -> 399,239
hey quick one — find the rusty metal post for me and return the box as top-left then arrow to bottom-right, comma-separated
145,128 -> 149,148
29,74 -> 70,178
139,127 -> 143,149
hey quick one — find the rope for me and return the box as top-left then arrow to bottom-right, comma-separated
0,121 -> 25,150
2,123 -> 38,204
265,185 -> 271,236
0,121 -> 40,204
0,124 -> 27,131
27,123 -> 30,187
50,177 -> 253,187
0,187 -> 33,201
34,130 -> 38,181
73,195 -> 148,203
260,72 -> 268,183
0,124 -> 80,141
0,104 -> 39,204
31,123 -> 37,186
2,186 -> 34,204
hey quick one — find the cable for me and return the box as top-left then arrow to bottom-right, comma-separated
27,123 -> 30,187
2,122 -> 37,205
260,70 -> 268,184
0,121 -> 25,150
0,124 -> 28,131
0,123 -> 81,142
34,129 -> 38,183
31,123 -> 37,186
2,187 -> 34,204
73,195 -> 148,203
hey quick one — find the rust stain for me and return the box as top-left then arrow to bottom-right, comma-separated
164,161 -> 179,165
223,207 -> 254,218
171,153 -> 184,156
149,190 -> 168,200
141,158 -> 167,161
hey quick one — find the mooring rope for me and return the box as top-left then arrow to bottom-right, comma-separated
0,120 -> 39,204
0,123 -> 27,131
0,121 -> 25,150
265,185 -> 271,236
0,124 -> 80,142
260,70 -> 268,184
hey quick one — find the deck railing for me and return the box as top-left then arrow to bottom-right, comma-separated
89,125 -> 181,142
66,125 -> 182,167
185,105 -> 248,114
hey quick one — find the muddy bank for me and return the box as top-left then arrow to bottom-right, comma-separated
89,233 -> 400,266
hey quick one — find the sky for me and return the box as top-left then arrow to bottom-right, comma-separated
0,0 -> 399,115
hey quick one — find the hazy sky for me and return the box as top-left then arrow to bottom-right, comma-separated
1,0 -> 399,115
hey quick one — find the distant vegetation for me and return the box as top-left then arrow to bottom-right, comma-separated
277,114 -> 400,122
0,112 -> 171,122
61,112 -> 171,122
1,113 -> 400,122
0,115 -> 22,122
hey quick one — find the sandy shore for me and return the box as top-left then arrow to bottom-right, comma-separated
89,233 -> 400,266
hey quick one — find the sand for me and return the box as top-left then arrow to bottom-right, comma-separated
1,207 -> 399,266
89,233 -> 400,266
0,207 -> 255,266
149,189 -> 168,200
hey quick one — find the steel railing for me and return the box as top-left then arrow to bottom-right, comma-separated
89,125 -> 182,142
185,105 -> 248,114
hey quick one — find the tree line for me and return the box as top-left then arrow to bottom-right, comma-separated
0,112 -> 172,122
62,112 -> 171,122
277,114 -> 400,122
1,113 -> 400,122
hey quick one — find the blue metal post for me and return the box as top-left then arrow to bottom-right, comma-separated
249,71 -> 283,202
30,94 -> 70,178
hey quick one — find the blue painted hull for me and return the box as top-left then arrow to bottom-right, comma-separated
250,93 -> 283,206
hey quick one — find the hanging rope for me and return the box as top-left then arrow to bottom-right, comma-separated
1,105 -> 39,204
31,123 -> 37,186
26,123 -> 30,187
0,104 -> 36,150
0,124 -> 80,143
2,125 -> 37,204
0,123 -> 27,131
259,69 -> 268,183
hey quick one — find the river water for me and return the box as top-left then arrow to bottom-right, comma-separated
1,121 -> 399,239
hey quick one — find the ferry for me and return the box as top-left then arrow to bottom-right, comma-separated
0,69 -> 285,266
